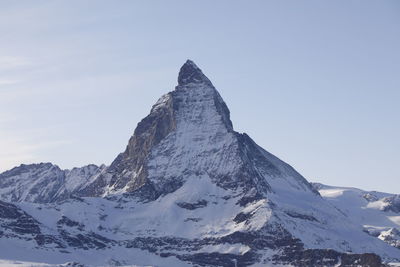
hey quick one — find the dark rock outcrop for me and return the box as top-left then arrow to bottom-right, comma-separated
383,195 -> 400,213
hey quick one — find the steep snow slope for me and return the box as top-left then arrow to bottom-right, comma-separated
313,183 -> 400,250
0,60 -> 399,266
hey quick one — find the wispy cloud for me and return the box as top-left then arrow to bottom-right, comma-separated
0,56 -> 31,99
0,56 -> 32,70
0,79 -> 19,86
0,127 -> 73,172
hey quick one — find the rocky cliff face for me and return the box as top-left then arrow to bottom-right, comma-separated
0,60 -> 399,266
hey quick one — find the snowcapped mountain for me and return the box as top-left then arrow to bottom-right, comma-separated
0,60 -> 399,266
312,183 -> 400,251
0,163 -> 105,203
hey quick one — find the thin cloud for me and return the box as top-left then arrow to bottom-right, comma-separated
0,128 -> 73,172
0,79 -> 19,86
0,56 -> 32,70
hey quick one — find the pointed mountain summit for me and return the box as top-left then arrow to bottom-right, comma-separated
79,60 -> 312,201
178,59 -> 212,86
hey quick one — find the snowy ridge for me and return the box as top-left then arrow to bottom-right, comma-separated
0,163 -> 106,203
313,183 -> 400,251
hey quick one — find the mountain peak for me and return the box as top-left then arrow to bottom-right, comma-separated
178,59 -> 212,86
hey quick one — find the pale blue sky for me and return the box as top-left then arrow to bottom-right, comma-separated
0,1 -> 399,193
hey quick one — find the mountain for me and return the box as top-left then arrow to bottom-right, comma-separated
312,183 -> 400,250
0,60 -> 399,267
0,163 -> 105,203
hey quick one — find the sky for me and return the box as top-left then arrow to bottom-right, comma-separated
0,1 -> 399,193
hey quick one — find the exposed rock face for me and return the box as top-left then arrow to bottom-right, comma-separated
0,200 -> 41,236
93,91 -> 177,195
178,59 -> 213,86
383,195 -> 400,213
379,228 -> 400,249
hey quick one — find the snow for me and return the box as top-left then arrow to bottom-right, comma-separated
64,164 -> 106,192
146,82 -> 239,195
367,199 -> 390,210
0,260 -> 55,267
8,175 -> 268,266
0,164 -> 105,203
13,177 -> 400,265
319,188 -> 345,198
389,216 -> 400,226
151,93 -> 171,112
0,236 -> 189,267
16,174 -> 268,248
314,183 -> 400,261
239,199 -> 272,231
198,243 -> 250,255
0,262 -> 151,267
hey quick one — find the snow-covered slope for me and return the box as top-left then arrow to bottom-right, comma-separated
313,183 -> 400,251
0,163 -> 105,203
0,60 -> 399,266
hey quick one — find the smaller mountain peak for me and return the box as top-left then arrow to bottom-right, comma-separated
178,59 -> 212,86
